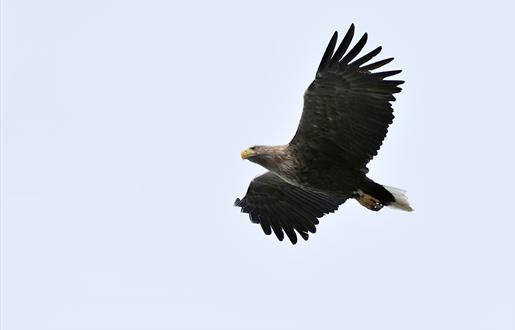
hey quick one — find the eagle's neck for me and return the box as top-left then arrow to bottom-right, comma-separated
255,145 -> 297,178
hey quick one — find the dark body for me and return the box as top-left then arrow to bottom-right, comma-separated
283,145 -> 364,197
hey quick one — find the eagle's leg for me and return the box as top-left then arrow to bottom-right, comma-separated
356,190 -> 384,211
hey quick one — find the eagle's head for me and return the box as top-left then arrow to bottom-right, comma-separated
240,145 -> 290,172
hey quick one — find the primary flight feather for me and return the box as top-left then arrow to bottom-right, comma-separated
235,24 -> 412,244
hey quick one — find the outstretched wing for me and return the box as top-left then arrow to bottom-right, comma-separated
291,24 -> 404,169
234,172 -> 347,244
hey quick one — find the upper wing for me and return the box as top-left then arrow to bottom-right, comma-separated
291,24 -> 404,169
234,172 -> 347,244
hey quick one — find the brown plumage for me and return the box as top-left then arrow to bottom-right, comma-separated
235,24 -> 412,244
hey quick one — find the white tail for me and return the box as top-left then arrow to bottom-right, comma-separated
384,186 -> 413,212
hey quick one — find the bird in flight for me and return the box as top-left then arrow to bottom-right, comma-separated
235,24 -> 412,244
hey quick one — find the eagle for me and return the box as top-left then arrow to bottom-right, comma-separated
234,24 -> 412,244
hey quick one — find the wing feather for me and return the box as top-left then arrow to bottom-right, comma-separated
340,33 -> 368,65
360,57 -> 394,71
330,24 -> 355,66
349,46 -> 382,67
317,32 -> 338,73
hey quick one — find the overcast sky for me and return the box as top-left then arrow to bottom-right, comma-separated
1,1 -> 514,329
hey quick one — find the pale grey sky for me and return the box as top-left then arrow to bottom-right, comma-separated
1,1 -> 514,329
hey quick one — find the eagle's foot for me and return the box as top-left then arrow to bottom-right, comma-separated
356,190 -> 384,212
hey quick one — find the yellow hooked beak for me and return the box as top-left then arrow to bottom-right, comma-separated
240,148 -> 256,159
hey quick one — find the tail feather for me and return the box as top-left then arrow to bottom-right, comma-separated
383,185 -> 413,212
357,178 -> 413,212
